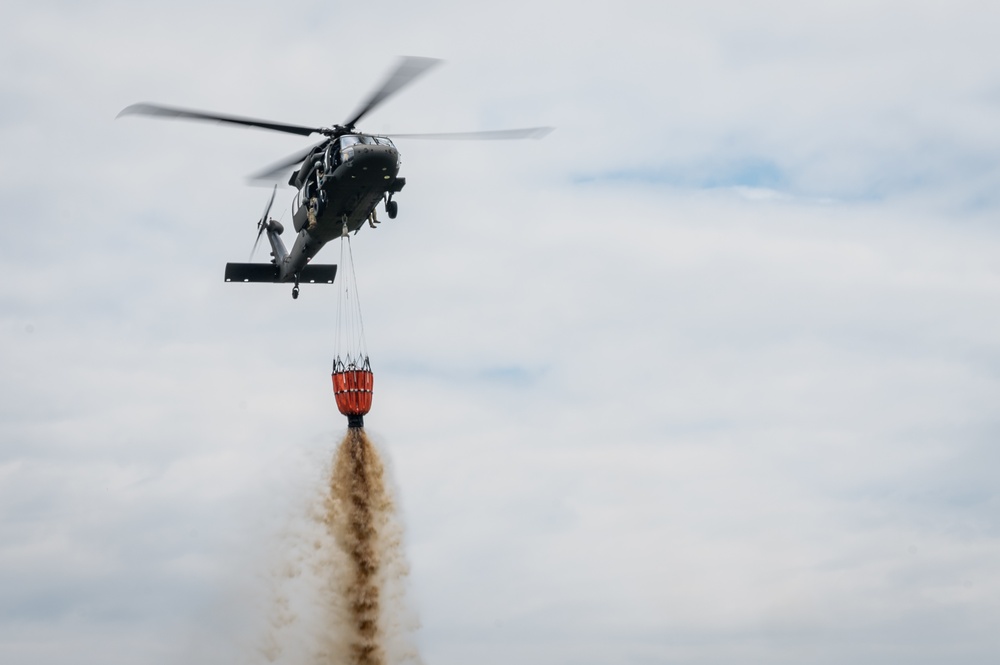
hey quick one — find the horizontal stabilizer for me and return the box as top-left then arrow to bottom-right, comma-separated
224,263 -> 338,284
299,264 -> 338,283
225,263 -> 278,282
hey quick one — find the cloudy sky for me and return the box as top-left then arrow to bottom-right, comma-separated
3,1 -> 1000,663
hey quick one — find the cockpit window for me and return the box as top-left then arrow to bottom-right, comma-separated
340,134 -> 394,148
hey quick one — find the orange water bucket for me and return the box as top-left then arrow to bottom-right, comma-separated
332,369 -> 374,417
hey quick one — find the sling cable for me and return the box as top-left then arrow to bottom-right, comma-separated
332,224 -> 373,429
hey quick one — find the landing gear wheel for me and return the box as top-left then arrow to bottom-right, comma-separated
292,285 -> 300,299
386,199 -> 398,219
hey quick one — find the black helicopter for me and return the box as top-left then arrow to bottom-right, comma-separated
118,57 -> 552,298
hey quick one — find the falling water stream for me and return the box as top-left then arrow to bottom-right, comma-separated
324,428 -> 392,665
260,427 -> 418,665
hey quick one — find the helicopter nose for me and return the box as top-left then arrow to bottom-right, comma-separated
345,144 -> 399,181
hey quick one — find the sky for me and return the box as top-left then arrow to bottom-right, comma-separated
3,1 -> 1000,663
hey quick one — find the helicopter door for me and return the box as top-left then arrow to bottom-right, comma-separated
292,190 -> 309,233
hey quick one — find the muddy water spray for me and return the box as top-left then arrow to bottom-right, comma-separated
320,428 -> 408,665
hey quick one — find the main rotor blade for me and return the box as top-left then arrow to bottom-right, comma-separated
387,127 -> 555,140
117,103 -> 321,137
248,140 -> 328,182
342,56 -> 442,130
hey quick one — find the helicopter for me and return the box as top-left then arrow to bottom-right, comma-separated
118,56 -> 552,298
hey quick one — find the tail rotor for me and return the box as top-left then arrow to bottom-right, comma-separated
250,184 -> 277,261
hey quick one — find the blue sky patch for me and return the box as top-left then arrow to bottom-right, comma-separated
574,157 -> 787,191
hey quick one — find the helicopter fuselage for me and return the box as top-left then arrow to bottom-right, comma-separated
270,135 -> 405,283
